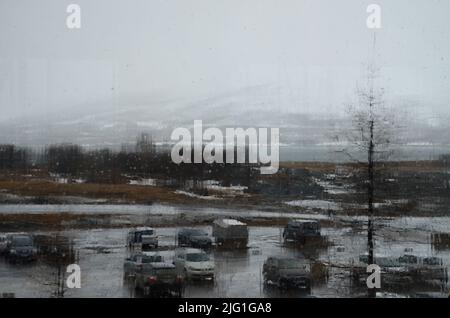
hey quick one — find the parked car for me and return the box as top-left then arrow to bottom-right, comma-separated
34,234 -> 76,264
0,234 -> 8,255
124,252 -> 164,279
6,234 -> 37,262
132,252 -> 184,297
174,248 -> 215,281
358,253 -> 444,268
352,253 -> 448,285
127,227 -> 158,250
263,256 -> 311,292
177,228 -> 212,249
212,219 -> 248,248
283,220 -> 321,242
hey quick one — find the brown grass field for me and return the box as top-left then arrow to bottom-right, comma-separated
0,179 -> 189,204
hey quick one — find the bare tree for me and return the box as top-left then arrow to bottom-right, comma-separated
338,59 -> 397,297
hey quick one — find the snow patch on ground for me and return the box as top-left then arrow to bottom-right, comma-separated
203,180 -> 248,195
50,173 -> 85,184
218,219 -> 246,226
284,199 -> 341,211
313,177 -> 354,195
129,179 -> 157,186
345,199 -> 410,210
175,190 -> 222,200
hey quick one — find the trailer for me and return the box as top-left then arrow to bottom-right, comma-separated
212,219 -> 248,249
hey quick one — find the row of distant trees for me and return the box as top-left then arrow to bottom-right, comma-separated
0,144 -> 29,170
0,135 -> 258,186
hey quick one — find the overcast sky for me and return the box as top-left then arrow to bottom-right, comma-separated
1,0 -> 449,123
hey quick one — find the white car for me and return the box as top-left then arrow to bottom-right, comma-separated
174,248 -> 215,281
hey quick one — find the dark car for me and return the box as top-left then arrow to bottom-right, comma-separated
6,234 -> 37,263
177,228 -> 212,248
283,220 -> 321,242
263,256 -> 311,292
127,227 -> 158,250
0,234 -> 8,255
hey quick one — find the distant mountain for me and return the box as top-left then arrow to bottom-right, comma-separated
0,86 -> 448,150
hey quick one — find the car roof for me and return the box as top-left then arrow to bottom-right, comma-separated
6,232 -> 29,236
267,255 -> 304,261
178,247 -> 204,254
135,227 -> 154,231
268,256 -> 295,260
179,228 -> 205,233
129,227 -> 154,234
8,233 -> 32,238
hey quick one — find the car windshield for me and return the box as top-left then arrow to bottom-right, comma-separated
188,230 -> 207,236
278,259 -> 304,269
186,253 -> 210,262
290,222 -> 317,229
142,255 -> 163,263
140,230 -> 154,236
12,236 -> 33,246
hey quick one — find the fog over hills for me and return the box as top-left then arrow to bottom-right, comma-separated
0,84 -> 448,154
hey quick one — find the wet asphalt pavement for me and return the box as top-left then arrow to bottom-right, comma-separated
1,217 -> 449,298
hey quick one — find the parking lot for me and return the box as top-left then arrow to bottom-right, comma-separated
1,218 -> 449,298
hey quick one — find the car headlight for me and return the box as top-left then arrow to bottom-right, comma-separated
10,249 -> 16,254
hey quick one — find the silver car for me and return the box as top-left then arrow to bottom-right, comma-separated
124,252 -> 164,279
129,252 -> 184,297
174,248 -> 215,281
